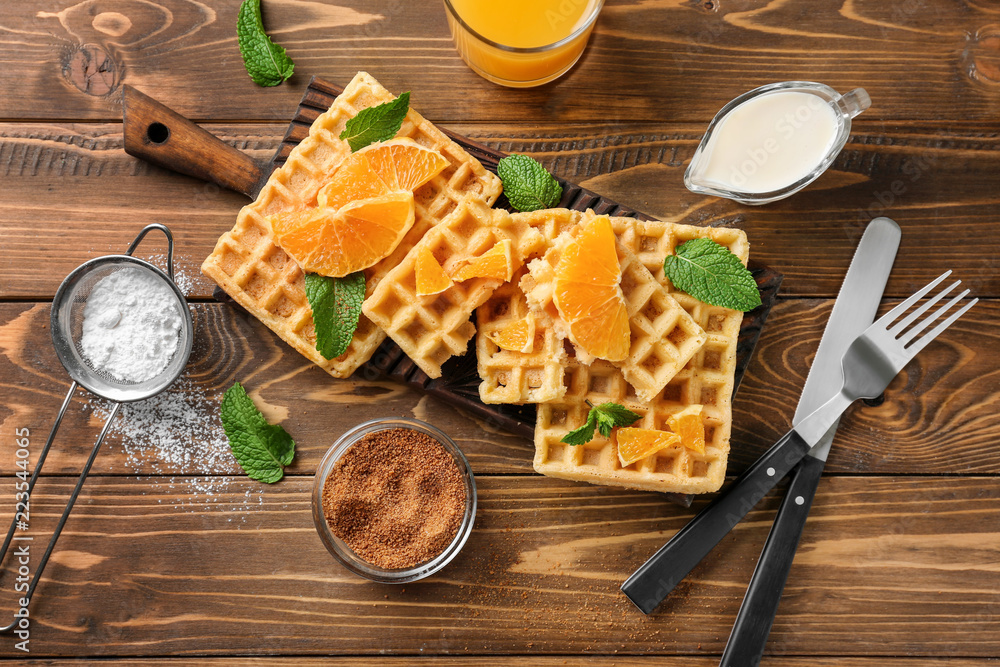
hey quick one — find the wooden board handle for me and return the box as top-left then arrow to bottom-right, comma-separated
122,85 -> 266,198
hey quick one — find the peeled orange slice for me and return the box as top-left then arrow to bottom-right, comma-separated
667,405 -> 706,454
450,240 -> 514,282
271,191 -> 415,278
616,427 -> 681,467
415,247 -> 453,296
317,138 -> 449,209
486,315 -> 536,354
553,216 -> 630,362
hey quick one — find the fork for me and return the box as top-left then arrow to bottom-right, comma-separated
621,271 -> 978,615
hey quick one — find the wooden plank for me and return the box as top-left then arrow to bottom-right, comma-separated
0,300 -> 996,478
1,122 -> 998,300
3,0 -> 1000,123
0,475 -> 996,657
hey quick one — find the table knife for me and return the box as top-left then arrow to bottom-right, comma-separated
719,217 -> 901,666
621,217 -> 901,615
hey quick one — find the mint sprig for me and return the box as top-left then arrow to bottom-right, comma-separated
221,382 -> 295,483
497,155 -> 563,212
237,0 -> 294,87
561,401 -> 641,445
305,272 -> 365,360
664,238 -> 761,312
340,92 -> 410,152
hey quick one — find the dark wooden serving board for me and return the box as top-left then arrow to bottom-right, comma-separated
121,76 -> 782,505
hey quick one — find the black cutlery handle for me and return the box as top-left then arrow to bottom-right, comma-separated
719,454 -> 826,667
621,428 -> 812,614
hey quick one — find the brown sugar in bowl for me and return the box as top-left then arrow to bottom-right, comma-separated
311,417 -> 477,583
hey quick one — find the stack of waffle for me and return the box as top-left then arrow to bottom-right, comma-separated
202,72 -> 750,496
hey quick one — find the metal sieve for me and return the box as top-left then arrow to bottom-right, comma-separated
0,224 -> 193,631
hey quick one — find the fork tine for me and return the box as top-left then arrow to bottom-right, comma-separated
903,297 -> 978,357
899,288 -> 970,345
877,271 -> 952,329
889,280 -> 961,336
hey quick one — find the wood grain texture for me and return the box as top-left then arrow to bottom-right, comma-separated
1,121 -> 998,300
0,300 -> 995,477
12,660 -> 1000,666
0,475 -> 996,658
3,0 -> 1000,123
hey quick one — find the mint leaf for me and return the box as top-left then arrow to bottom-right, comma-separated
339,92 -> 410,151
237,0 -> 294,87
497,154 -> 563,212
305,272 -> 365,360
664,238 -> 762,312
561,402 -> 641,445
221,382 -> 295,483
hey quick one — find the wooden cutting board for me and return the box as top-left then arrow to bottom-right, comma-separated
121,76 -> 783,505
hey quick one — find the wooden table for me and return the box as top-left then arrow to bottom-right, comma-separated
1,0 -> 998,663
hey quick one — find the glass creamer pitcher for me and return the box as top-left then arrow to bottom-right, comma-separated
685,81 -> 871,205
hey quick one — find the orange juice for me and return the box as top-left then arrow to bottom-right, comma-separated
444,0 -> 603,87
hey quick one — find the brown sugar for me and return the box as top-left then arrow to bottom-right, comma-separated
322,427 -> 467,569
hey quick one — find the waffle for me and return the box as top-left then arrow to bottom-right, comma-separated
533,218 -> 749,494
201,71 -> 502,378
362,200 -> 546,379
520,211 -> 707,402
476,267 -> 567,404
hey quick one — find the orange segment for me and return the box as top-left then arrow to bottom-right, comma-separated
271,191 -> 415,278
486,315 -> 536,353
553,216 -> 630,362
450,240 -> 514,282
415,247 -> 453,296
616,427 -> 681,467
667,405 -> 706,454
317,138 -> 448,209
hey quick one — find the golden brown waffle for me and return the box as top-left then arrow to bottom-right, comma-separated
533,218 -> 749,494
476,267 -> 567,404
362,200 -> 546,379
201,71 -> 502,378
521,212 -> 707,402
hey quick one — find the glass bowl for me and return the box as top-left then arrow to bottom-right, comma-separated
311,417 -> 477,583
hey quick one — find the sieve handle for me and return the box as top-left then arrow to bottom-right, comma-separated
126,224 -> 176,281
121,85 -> 268,198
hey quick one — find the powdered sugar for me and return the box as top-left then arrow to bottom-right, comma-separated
80,267 -> 182,383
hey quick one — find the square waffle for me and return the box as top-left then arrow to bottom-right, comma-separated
201,71 -> 502,378
362,200 -> 546,379
476,267 -> 567,404
533,218 -> 749,494
520,211 -> 707,402
474,208 -> 584,404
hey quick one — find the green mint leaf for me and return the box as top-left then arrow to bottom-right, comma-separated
561,410 -> 598,445
593,402 -> 642,438
561,402 -> 640,445
305,272 -> 365,360
220,382 -> 295,483
497,154 -> 563,212
339,92 -> 410,151
237,0 -> 294,87
664,238 -> 762,312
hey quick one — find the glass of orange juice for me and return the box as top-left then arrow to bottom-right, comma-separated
443,0 -> 604,88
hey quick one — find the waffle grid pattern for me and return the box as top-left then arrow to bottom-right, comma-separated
533,218 -> 749,494
201,71 -> 502,378
363,202 -> 545,379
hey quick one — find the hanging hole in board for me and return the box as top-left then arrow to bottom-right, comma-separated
147,122 -> 169,144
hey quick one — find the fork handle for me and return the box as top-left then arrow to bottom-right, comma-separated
621,428 -> 812,615
719,454 -> 826,667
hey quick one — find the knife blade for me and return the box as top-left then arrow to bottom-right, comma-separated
719,216 -> 901,666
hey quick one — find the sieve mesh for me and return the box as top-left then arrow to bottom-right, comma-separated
52,256 -> 194,403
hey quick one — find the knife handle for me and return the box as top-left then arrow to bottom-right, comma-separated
121,85 -> 266,198
719,454 -> 825,667
620,428 -> 812,615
